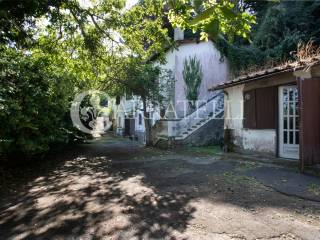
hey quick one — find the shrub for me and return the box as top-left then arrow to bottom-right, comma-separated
0,47 -> 79,160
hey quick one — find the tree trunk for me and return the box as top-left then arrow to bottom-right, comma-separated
142,97 -> 152,146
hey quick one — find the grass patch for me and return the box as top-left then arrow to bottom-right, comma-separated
308,184 -> 320,196
235,161 -> 260,172
223,171 -> 264,188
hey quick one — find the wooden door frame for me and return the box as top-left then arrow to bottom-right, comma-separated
278,85 -> 299,159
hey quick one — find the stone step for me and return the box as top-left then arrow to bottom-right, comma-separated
180,119 -> 212,136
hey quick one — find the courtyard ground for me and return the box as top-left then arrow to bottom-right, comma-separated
0,135 -> 320,240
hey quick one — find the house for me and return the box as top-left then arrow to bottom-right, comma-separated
158,28 -> 229,118
113,28 -> 229,146
210,59 -> 320,171
113,95 -> 161,143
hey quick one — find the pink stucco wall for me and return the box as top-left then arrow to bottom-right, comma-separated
173,41 -> 229,117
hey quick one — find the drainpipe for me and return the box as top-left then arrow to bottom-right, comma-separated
298,77 -> 304,173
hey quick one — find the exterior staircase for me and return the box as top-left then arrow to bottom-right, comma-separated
152,92 -> 224,147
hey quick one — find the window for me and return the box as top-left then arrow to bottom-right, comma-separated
243,86 -> 277,129
101,98 -> 108,107
139,114 -> 142,125
118,117 -> 121,127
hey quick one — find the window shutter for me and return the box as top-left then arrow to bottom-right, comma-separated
255,87 -> 277,129
243,89 -> 256,128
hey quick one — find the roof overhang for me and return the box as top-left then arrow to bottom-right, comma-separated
211,67 -> 294,90
209,59 -> 320,91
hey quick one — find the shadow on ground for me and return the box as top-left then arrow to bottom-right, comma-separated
0,135 -> 319,239
0,137 -> 196,239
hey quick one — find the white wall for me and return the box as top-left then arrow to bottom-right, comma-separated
156,49 -> 175,71
125,40 -> 229,135
242,129 -> 276,153
173,41 -> 229,116
225,84 -> 244,131
225,84 -> 276,154
135,110 -> 145,132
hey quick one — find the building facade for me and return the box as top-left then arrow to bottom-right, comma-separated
113,29 -> 229,146
211,60 -> 320,170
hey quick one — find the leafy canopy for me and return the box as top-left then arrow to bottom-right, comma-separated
0,0 -> 257,156
167,0 -> 256,41
215,0 -> 320,76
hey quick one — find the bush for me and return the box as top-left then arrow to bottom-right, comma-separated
0,46 -> 80,160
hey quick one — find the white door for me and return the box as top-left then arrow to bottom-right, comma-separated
279,86 -> 299,159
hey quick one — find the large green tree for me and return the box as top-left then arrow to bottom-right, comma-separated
216,0 -> 320,75
112,0 -> 257,145
0,0 -> 257,154
0,0 -> 257,47
0,45 -> 75,158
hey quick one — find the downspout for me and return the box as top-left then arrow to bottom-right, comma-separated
297,77 -> 304,173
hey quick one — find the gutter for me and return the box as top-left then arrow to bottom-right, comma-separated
210,67 -> 294,91
209,61 -> 320,91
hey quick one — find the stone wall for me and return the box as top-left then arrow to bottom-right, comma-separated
175,118 -> 224,146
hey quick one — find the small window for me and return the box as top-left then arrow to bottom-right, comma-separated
101,98 -> 108,107
139,114 -> 143,125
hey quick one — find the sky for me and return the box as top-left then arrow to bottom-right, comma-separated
79,0 -> 138,10
126,0 -> 138,9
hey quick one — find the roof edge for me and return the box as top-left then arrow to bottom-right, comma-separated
209,60 -> 320,91
210,67 -> 294,91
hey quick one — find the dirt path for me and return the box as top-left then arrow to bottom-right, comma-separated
0,136 -> 320,240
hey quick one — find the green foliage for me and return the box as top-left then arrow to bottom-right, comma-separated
183,56 -> 203,109
121,0 -> 172,62
215,0 -> 320,76
215,37 -> 266,74
253,1 -> 320,59
0,0 -> 65,45
0,0 -> 259,156
167,0 -> 256,41
104,56 -> 174,108
101,56 -> 174,146
0,46 -> 86,159
0,0 -> 125,53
